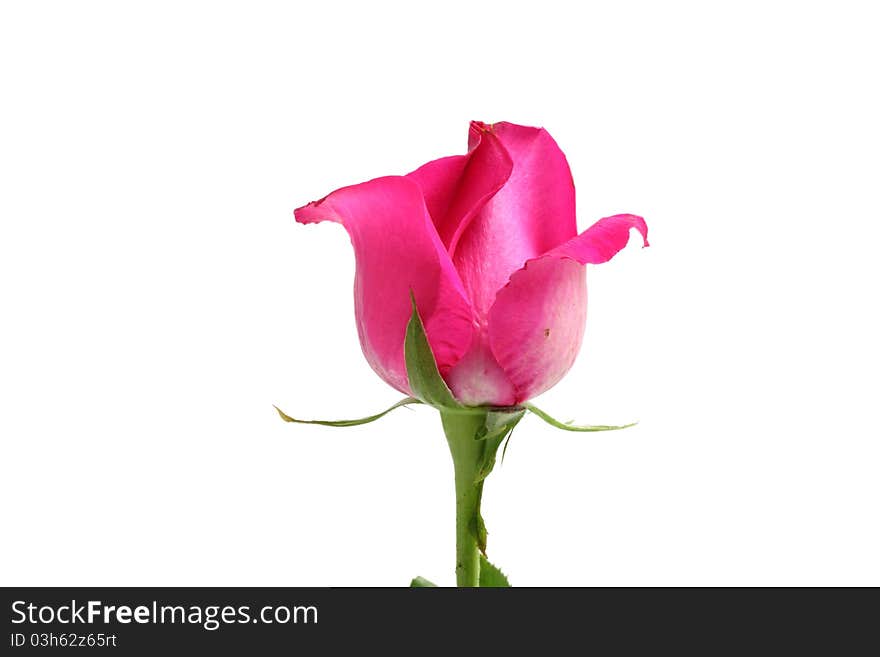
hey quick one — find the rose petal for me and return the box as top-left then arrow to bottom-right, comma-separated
444,334 -> 518,407
488,214 -> 648,402
548,213 -> 650,263
452,122 -> 578,318
407,126 -> 512,255
295,176 -> 476,394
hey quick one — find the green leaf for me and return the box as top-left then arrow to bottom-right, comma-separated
475,409 -> 525,483
524,403 -> 637,432
274,397 -> 421,427
479,556 -> 510,587
410,576 -> 437,587
404,292 -> 462,409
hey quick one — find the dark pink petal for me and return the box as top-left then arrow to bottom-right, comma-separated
295,177 -> 476,395
547,213 -> 650,263
406,127 -> 512,254
488,214 -> 648,402
452,122 -> 578,318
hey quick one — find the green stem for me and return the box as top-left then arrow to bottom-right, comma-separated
441,409 -> 488,587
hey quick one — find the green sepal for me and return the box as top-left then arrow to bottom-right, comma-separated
473,512 -> 488,557
470,409 -> 526,556
404,292 -> 462,410
524,403 -> 637,432
475,408 -> 526,441
475,409 -> 525,483
410,576 -> 437,587
274,397 -> 421,427
479,556 -> 511,587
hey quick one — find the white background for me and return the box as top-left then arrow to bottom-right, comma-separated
2,1 -> 878,586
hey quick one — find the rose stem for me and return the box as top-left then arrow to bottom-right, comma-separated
440,409 -> 488,587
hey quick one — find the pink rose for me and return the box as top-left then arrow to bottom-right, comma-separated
295,121 -> 648,407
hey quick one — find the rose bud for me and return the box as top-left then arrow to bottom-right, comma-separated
295,121 -> 648,407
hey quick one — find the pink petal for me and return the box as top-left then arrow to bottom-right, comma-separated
295,177 -> 476,395
406,125 -> 512,255
488,214 -> 649,402
452,121 -> 578,318
548,213 -> 650,263
445,334 -> 518,407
